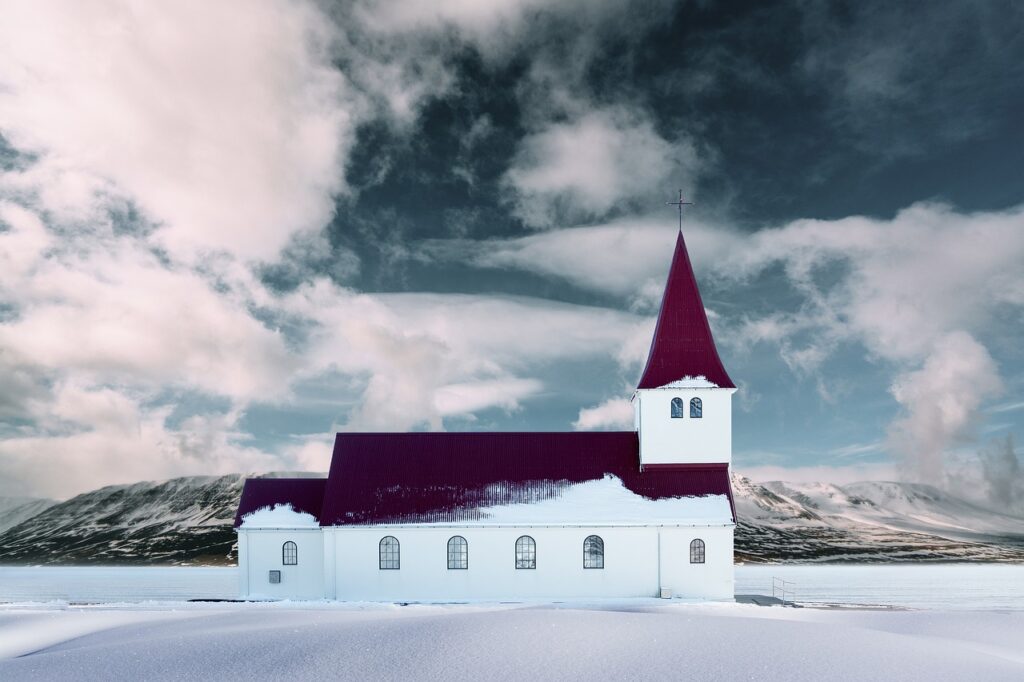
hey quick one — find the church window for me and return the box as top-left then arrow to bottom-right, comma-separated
448,536 -> 468,570
583,535 -> 604,569
690,397 -> 702,418
379,536 -> 400,570
515,535 -> 536,569
690,538 -> 705,564
282,541 -> 298,565
671,397 -> 685,418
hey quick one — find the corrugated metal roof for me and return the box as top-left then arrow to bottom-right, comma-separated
637,231 -> 735,389
233,478 -> 326,528
318,432 -> 734,526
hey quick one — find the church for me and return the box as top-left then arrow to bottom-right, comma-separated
234,224 -> 738,601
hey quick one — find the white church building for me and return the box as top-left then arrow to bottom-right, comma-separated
235,226 -> 739,601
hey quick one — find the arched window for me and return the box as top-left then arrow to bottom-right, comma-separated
282,541 -> 297,566
690,397 -> 702,419
690,538 -> 706,564
379,536 -> 400,570
447,536 -> 468,570
583,535 -> 604,569
671,397 -> 684,418
515,535 -> 536,569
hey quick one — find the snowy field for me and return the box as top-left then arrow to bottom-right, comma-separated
1,565 -> 1023,680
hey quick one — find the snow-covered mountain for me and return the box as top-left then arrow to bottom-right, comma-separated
1,472 -> 1022,565
0,475 -> 249,565
733,475 -> 1024,563
0,497 -> 57,534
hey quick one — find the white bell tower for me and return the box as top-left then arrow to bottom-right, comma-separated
633,198 -> 736,470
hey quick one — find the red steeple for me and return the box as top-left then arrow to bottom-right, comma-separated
637,231 -> 735,389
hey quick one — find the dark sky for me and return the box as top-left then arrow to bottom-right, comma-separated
1,0 -> 1023,501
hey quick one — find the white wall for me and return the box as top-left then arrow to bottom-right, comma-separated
658,526 -> 734,600
329,525 -> 734,602
635,388 -> 733,466
238,528 -> 324,599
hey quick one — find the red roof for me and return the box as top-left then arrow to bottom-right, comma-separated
637,231 -> 735,389
233,478 -> 326,528
318,432 -> 734,525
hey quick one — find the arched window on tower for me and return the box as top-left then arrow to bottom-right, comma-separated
690,538 -> 706,564
583,535 -> 604,569
447,536 -> 468,570
515,535 -> 536,569
282,541 -> 297,566
690,397 -> 702,419
379,536 -> 400,570
671,397 -> 685,418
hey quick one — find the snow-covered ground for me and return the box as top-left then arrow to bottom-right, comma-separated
1,599 -> 1022,680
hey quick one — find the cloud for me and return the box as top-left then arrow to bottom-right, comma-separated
423,216 -> 738,306
282,282 -> 645,432
503,109 -> 696,228
738,462 -> 899,486
0,382 -> 280,499
979,435 -> 1024,514
888,332 -> 1003,485
573,398 -> 634,431
0,0 -> 356,262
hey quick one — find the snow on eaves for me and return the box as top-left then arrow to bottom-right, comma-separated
240,503 -> 319,529
658,375 -> 719,389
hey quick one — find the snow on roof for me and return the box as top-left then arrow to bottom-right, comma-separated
658,375 -> 719,389
233,478 -> 326,528
319,432 -> 736,526
637,231 -> 735,390
435,475 -> 732,526
239,503 -> 320,529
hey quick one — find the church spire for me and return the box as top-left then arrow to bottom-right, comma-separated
636,228 -> 735,390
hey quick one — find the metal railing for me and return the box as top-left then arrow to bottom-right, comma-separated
772,576 -> 796,606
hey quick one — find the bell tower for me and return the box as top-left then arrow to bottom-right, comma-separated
633,203 -> 736,469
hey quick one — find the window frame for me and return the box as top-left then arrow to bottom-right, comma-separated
379,535 -> 401,570
690,397 -> 703,419
690,538 -> 706,564
670,397 -> 685,418
447,535 -> 468,570
282,540 -> 298,566
583,535 -> 604,569
515,535 -> 536,570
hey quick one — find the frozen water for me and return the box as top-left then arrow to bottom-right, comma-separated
736,564 -> 1024,611
3,564 -> 1023,610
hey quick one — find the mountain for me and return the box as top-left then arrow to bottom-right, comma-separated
0,475 -> 248,565
733,475 -> 1024,563
1,472 -> 1022,565
0,497 -> 57,534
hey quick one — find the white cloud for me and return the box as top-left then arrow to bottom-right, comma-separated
888,332 -> 1003,485
503,109 -> 695,228
0,0 -> 356,262
0,383 -> 280,499
573,397 -> 634,431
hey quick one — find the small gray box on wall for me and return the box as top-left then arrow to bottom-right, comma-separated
269,570 -> 281,584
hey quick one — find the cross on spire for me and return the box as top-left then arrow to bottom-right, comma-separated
666,189 -> 693,233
